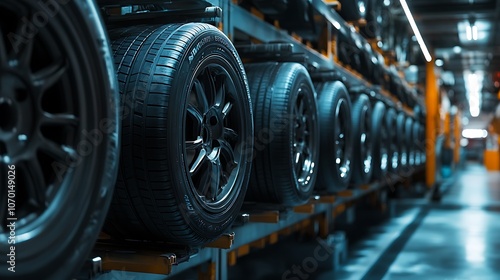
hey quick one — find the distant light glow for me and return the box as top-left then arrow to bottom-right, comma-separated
460,138 -> 469,147
462,129 -> 488,139
470,106 -> 480,117
453,46 -> 462,53
465,71 -> 483,117
435,59 -> 444,67
384,0 -> 391,6
359,2 -> 366,14
400,0 -> 432,62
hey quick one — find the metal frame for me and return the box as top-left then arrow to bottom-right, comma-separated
89,1 -> 426,279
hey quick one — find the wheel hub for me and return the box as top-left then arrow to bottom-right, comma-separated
202,108 -> 224,154
0,69 -> 33,158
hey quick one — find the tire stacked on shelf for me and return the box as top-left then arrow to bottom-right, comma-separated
351,32 -> 372,79
0,1 -> 119,279
419,124 -> 426,165
338,0 -> 369,21
315,81 -> 353,192
337,26 -> 355,68
244,62 -> 319,206
103,23 -> 254,245
370,101 -> 389,180
350,94 -> 373,185
396,112 -> 408,174
405,116 -> 415,168
360,0 -> 383,39
386,108 -> 399,174
413,121 -> 422,167
251,0 -> 288,16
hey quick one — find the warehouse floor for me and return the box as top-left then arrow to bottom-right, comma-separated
331,163 -> 500,280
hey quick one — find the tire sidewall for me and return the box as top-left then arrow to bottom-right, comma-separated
167,26 -> 252,238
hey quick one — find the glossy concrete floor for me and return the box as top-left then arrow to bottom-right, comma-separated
383,165 -> 500,280
332,163 -> 500,280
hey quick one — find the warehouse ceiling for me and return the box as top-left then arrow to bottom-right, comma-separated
409,0 -> 500,118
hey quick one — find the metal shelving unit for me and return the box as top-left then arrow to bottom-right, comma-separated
85,1 -> 426,279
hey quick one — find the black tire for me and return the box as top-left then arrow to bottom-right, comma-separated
386,108 -> 399,174
351,94 -> 373,185
371,101 -> 389,180
315,81 -> 353,192
412,121 -> 421,166
405,116 -> 414,168
419,125 -> 426,165
360,0 -> 383,39
396,112 -> 408,173
338,0 -> 368,21
0,1 -> 119,279
252,0 -> 288,16
104,23 -> 253,245
244,62 -> 319,206
337,27 -> 356,67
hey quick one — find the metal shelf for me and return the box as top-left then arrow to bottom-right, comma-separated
87,1 -> 426,279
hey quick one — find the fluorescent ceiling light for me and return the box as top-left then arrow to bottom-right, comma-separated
470,106 -> 480,117
462,129 -> 488,139
466,24 -> 472,40
466,20 -> 478,41
472,24 -> 478,40
400,0 -> 432,62
465,71 -> 483,117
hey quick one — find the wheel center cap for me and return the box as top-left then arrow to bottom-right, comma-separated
204,109 -> 223,141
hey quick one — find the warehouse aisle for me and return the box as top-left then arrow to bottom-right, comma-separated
327,164 -> 500,280
381,164 -> 500,280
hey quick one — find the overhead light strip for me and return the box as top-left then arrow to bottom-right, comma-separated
400,0 -> 432,62
472,24 -> 478,40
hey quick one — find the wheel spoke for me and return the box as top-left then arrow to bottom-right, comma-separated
193,79 -> 209,113
294,143 -> 304,164
32,59 -> 67,92
187,104 -> 204,127
41,139 -> 77,162
223,127 -> 238,142
220,140 -> 237,168
296,98 -> 305,116
11,30 -> 34,68
222,102 -> 233,119
214,76 -> 226,107
24,160 -> 47,209
41,112 -> 79,126
190,148 -> 207,174
0,163 -> 7,228
0,28 -> 7,65
209,159 -> 221,201
202,68 -> 216,105
186,137 -> 203,150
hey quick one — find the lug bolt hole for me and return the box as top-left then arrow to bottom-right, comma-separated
0,101 -> 16,132
0,142 -> 6,157
209,116 -> 218,126
15,89 -> 28,102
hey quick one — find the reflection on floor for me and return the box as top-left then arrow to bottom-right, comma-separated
383,165 -> 500,280
334,163 -> 500,280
